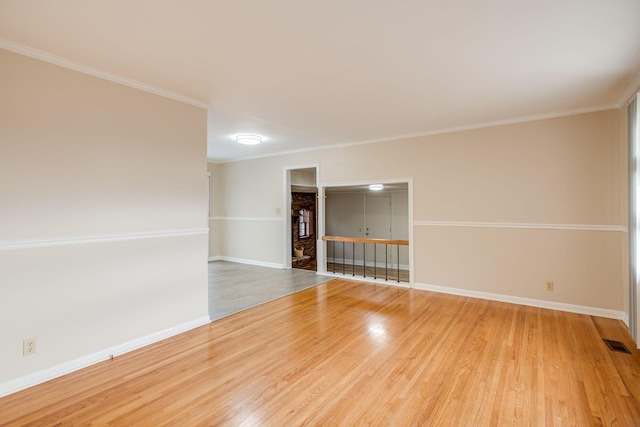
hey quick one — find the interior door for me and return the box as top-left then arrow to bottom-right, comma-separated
364,196 -> 391,264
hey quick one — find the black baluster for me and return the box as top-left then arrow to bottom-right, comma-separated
397,244 -> 400,283
332,241 -> 335,273
352,242 -> 355,276
385,244 -> 388,281
363,243 -> 366,278
374,243 -> 377,279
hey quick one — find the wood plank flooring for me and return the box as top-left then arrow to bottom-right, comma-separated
2,279 -> 640,426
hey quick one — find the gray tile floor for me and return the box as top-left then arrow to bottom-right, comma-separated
208,261 -> 333,321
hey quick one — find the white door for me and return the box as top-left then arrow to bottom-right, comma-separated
364,196 -> 391,264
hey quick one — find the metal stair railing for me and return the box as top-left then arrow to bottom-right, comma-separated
322,235 -> 409,283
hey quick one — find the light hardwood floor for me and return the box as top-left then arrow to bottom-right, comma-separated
2,279 -> 640,425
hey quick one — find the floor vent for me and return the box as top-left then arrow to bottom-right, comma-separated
603,339 -> 632,354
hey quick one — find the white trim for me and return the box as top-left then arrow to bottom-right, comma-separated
284,164 -> 321,270
213,106 -> 618,164
317,272 -> 411,289
284,167 -> 293,269
322,189 -> 409,195
0,39 -> 210,110
623,312 -> 630,327
322,178 -> 415,190
414,282 -> 626,321
0,316 -> 210,398
408,179 -> 415,286
219,256 -> 284,269
211,216 -> 284,222
413,220 -> 627,233
324,105 -> 618,149
0,229 -> 209,252
628,94 -> 639,345
317,184 -> 326,274
617,70 -> 640,107
208,256 -> 222,262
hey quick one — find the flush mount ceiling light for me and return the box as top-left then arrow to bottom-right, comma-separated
235,134 -> 262,145
369,184 -> 384,191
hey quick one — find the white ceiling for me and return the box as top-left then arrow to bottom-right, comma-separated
1,0 -> 639,162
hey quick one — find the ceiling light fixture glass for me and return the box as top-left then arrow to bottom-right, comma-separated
235,134 -> 262,145
369,184 -> 384,191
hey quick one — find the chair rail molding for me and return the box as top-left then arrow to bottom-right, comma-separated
413,220 -> 627,232
0,228 -> 209,251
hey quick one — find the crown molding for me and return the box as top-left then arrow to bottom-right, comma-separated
0,39 -> 210,110
2,40 -> 627,164
616,67 -> 640,107
212,104 -> 619,164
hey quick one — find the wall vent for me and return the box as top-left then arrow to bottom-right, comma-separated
603,339 -> 632,354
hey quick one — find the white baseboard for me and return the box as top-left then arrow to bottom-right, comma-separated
0,316 -> 211,398
623,312 -> 630,327
208,256 -> 222,262
218,256 -> 284,269
414,282 -> 626,321
317,271 -> 412,289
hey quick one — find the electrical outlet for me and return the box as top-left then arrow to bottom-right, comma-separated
546,281 -> 554,291
23,338 -> 36,356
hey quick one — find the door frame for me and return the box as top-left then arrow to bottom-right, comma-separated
628,95 -> 638,345
364,194 -> 392,263
283,164 -> 320,269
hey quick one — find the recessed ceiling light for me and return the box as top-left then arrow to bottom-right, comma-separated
369,184 -> 384,191
235,134 -> 262,145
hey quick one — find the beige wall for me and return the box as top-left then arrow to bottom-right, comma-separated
291,169 -> 316,187
217,157 -> 285,265
326,192 -> 365,238
391,191 -> 410,265
0,49 -> 208,388
219,109 -> 626,313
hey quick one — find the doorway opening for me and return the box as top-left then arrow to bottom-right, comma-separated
284,165 -> 319,271
323,181 -> 412,285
